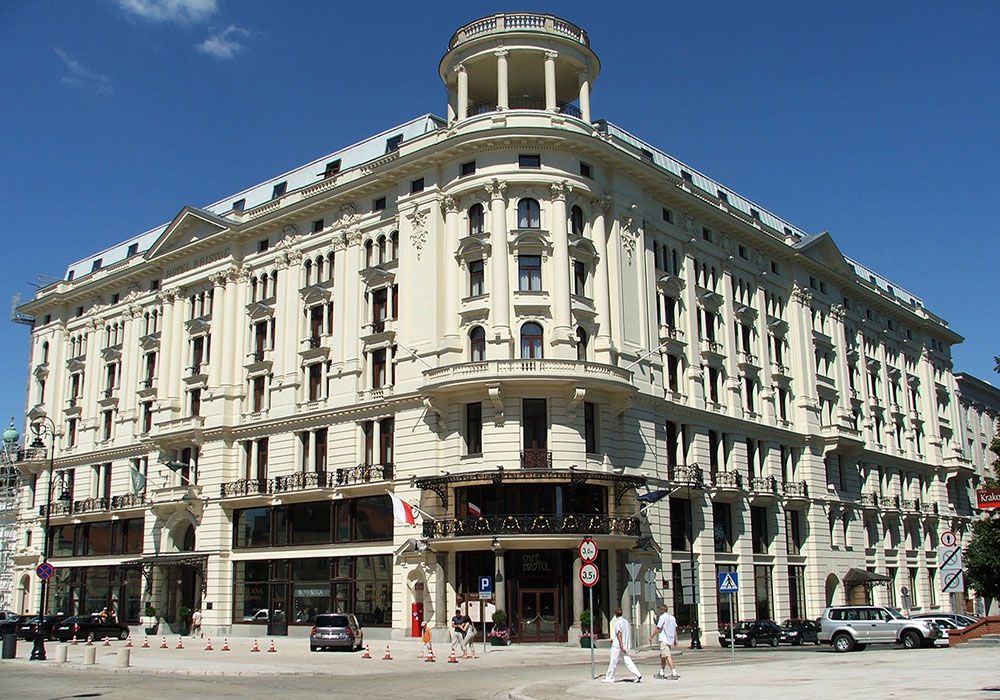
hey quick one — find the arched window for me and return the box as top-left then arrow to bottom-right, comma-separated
314,256 -> 323,282
41,341 -> 49,364
517,198 -> 541,229
377,235 -> 387,264
576,327 -> 588,361
365,239 -> 374,268
326,251 -> 336,281
520,322 -> 544,359
469,326 -> 486,362
250,277 -> 259,302
570,205 -> 585,236
653,241 -> 661,270
468,204 -> 485,235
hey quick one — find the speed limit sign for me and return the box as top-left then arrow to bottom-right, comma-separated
579,537 -> 599,563
580,562 -> 600,588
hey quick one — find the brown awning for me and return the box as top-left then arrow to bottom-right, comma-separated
843,567 -> 892,586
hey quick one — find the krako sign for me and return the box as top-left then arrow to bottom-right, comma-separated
976,488 -> 1000,510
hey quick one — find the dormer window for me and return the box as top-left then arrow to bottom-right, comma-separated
271,181 -> 287,199
232,198 -> 246,212
127,243 -> 139,257
91,259 -> 102,272
385,134 -> 403,153
323,160 -> 341,178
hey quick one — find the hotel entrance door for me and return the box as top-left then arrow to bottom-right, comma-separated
517,589 -> 560,642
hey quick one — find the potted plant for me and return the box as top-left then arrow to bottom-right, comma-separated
489,609 -> 511,646
177,605 -> 192,635
143,605 -> 158,635
579,610 -> 598,648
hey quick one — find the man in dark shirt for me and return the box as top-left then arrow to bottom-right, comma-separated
450,608 -> 468,656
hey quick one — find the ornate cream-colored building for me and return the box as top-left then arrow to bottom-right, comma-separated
5,13 -> 983,641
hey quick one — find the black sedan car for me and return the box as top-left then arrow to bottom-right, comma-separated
52,615 -> 130,642
0,612 -> 22,634
16,615 -> 67,641
779,619 -> 820,645
719,620 -> 782,648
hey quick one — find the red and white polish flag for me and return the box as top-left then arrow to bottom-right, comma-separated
388,492 -> 417,526
467,501 -> 482,517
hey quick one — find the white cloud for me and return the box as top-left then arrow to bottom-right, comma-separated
113,0 -> 218,24
54,48 -> 113,95
196,25 -> 250,60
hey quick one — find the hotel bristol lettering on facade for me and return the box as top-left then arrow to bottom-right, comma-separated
6,13 -> 991,641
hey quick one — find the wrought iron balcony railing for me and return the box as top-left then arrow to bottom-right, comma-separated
110,493 -> 146,510
749,475 -> 777,494
221,464 -> 394,498
334,463 -> 393,486
423,513 -> 639,539
520,449 -> 552,469
711,470 -> 743,489
668,465 -> 704,487
220,478 -> 270,498
468,96 -> 583,118
782,480 -> 808,498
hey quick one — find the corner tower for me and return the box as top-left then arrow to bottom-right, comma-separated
440,13 -> 601,123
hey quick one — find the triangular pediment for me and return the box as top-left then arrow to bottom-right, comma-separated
145,206 -> 234,260
792,231 -> 854,277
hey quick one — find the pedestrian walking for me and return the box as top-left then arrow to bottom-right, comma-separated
463,611 -> 477,658
191,609 -> 203,638
419,621 -> 433,658
649,603 -> 680,680
603,607 -> 642,683
450,608 -> 468,656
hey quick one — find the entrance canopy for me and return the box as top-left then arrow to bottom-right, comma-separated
843,567 -> 892,588
120,553 -> 210,596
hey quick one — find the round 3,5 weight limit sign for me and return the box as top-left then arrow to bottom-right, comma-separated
580,562 -> 600,588
578,537 -> 599,563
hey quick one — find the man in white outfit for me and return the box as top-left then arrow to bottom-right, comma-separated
603,607 -> 642,683
649,603 -> 680,679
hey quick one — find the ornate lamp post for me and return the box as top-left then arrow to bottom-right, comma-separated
27,413 -> 57,661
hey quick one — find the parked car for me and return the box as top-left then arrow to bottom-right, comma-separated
16,615 -> 67,641
309,613 -> 363,652
52,614 -> 130,642
719,620 -> 782,648
916,617 -> 962,647
779,619 -> 820,645
0,612 -> 22,634
242,608 -> 269,623
818,606 -> 941,652
911,613 -> 976,627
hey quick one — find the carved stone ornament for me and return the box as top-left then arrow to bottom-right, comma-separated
830,303 -> 847,321
335,203 -> 358,229
550,181 -> 570,200
407,206 -> 429,260
791,283 -> 812,306
484,178 -> 507,200
682,215 -> 696,236
590,196 -> 611,214
619,208 -> 640,265
283,223 -> 299,238
441,194 -> 458,214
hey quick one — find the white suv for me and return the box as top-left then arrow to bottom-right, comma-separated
818,606 -> 941,652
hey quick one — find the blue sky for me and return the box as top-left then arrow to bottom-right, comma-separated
1,0 -> 998,431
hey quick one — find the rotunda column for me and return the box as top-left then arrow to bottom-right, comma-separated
455,64 -> 469,120
544,51 -> 558,112
578,72 -> 591,123
590,197 -> 613,361
443,195 -> 461,345
495,50 -> 509,110
550,181 -> 573,348
486,179 -> 511,350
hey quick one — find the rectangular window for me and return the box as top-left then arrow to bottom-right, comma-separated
362,421 -> 374,466
460,160 -> 476,177
579,162 -> 592,178
584,402 -> 598,454
232,198 -> 246,212
788,565 -> 807,619
573,261 -> 587,296
786,510 -> 803,555
189,388 -> 201,417
385,134 -> 403,153
522,398 -> 547,450
312,219 -> 324,233
308,363 -> 322,401
887,568 -> 897,607
465,402 -> 483,455
713,502 -> 733,552
518,255 -> 542,291
908,568 -> 919,608
669,497 -> 692,551
379,418 -> 394,465
410,177 -> 424,194
91,258 -> 103,272
662,207 -> 673,223
102,410 -> 113,441
702,227 -> 713,242
469,259 -> 485,297
667,355 -> 680,393
754,565 -> 774,620
252,376 -> 266,412
271,182 -> 287,199
927,569 -> 936,607
751,506 -> 769,554
371,349 -> 386,389
518,154 -> 541,169
324,159 -> 341,177
257,239 -> 269,253
373,197 -> 386,212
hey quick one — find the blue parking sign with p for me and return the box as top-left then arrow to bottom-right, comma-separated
718,571 -> 739,593
479,575 -> 493,598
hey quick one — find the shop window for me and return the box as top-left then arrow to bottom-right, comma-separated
751,506 -> 770,553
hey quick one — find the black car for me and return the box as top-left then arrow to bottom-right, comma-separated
0,612 -> 22,635
719,620 -> 782,648
52,614 -> 130,642
16,615 -> 67,641
779,619 -> 820,646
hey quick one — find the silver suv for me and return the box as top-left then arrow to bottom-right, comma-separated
819,606 -> 941,652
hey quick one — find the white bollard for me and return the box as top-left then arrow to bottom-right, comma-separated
56,644 -> 68,663
83,645 -> 97,665
116,648 -> 131,668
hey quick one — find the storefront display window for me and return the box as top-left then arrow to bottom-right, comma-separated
233,497 -> 392,549
48,518 -> 144,558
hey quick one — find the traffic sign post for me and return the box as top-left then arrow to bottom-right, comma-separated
940,530 -> 957,548
35,562 -> 55,581
579,538 -> 600,681
719,572 -> 739,666
479,575 -> 493,599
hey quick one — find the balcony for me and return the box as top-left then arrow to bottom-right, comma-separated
423,513 -> 640,540
422,359 -> 634,397
901,498 -> 922,515
110,493 -> 146,511
738,352 -> 759,370
220,478 -> 270,499
221,464 -> 395,499
709,470 -> 743,500
749,475 -> 779,502
469,96 -> 583,119
361,318 -> 397,345
521,449 -> 552,470
700,339 -> 725,360
149,483 -> 203,515
860,492 -> 880,511
782,480 -> 809,508
0,445 -> 49,469
40,497 -> 108,517
448,13 -> 590,50
332,463 -> 394,487
879,494 -> 901,512
657,324 -> 685,349
668,465 -> 704,488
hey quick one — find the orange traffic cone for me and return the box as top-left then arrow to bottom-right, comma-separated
221,638 -> 231,652
266,639 -> 277,653
361,643 -> 371,659
175,637 -> 184,650
125,635 -> 133,648
250,639 -> 261,653
159,636 -> 168,649
103,637 -> 112,647
447,648 -> 459,663
425,648 -> 436,662
141,636 -> 150,648
204,638 -> 213,651
382,644 -> 392,660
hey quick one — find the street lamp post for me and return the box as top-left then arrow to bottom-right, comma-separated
688,481 -> 701,650
28,414 -> 57,661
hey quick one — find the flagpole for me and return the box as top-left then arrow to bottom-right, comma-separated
386,490 -> 437,522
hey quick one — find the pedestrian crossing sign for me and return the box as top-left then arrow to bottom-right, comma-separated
718,572 -> 739,593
